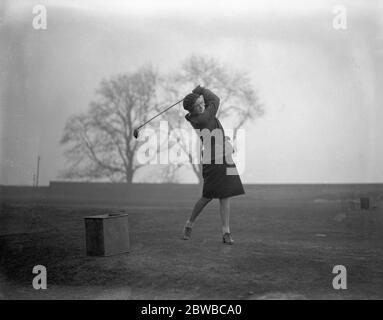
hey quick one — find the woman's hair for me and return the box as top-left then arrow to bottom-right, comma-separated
183,93 -> 200,112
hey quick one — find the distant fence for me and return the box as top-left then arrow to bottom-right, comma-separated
47,182 -> 201,204
0,186 -> 49,201
1,182 -> 383,205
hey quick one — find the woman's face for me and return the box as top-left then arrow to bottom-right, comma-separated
192,95 -> 205,114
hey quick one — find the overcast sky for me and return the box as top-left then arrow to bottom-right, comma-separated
1,0 -> 383,185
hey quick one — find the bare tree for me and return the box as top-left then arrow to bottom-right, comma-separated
60,67 -> 159,183
162,55 -> 264,184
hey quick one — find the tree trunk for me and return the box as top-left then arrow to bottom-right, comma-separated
125,168 -> 134,184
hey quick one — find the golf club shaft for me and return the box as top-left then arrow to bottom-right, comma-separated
136,98 -> 184,130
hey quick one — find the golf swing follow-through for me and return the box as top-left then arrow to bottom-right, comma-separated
133,98 -> 184,139
133,85 -> 245,245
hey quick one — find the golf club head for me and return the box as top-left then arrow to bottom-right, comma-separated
133,128 -> 139,139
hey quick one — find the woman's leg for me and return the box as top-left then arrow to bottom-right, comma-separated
219,197 -> 231,234
187,196 -> 212,225
219,197 -> 234,244
183,197 -> 212,240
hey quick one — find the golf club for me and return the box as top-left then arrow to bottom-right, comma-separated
133,98 -> 184,139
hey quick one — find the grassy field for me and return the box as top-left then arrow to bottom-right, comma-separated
1,190 -> 383,300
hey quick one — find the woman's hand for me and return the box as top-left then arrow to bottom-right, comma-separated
192,85 -> 203,95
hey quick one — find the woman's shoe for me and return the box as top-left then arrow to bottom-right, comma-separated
222,233 -> 234,245
182,226 -> 192,240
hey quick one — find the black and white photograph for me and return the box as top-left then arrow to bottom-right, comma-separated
1,0 -> 383,304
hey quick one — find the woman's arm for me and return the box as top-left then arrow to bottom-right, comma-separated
192,85 -> 220,119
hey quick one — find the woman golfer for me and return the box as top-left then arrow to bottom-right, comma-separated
182,85 -> 245,245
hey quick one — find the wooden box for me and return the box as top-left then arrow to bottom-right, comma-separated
84,213 -> 130,256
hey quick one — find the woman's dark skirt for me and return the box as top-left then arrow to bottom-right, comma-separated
202,158 -> 245,199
